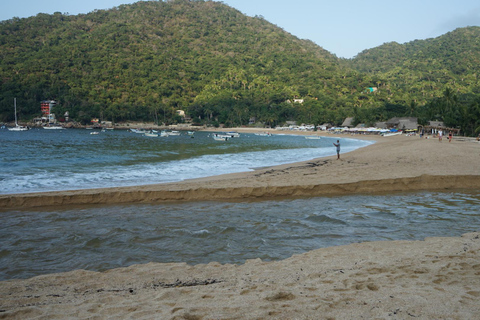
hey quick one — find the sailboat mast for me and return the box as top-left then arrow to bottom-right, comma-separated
14,98 -> 18,126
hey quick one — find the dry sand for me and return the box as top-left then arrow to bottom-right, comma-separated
1,130 -> 480,319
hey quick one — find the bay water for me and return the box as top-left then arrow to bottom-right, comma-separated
0,128 -> 371,194
1,129 -> 478,281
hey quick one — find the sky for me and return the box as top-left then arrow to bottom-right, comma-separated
1,0 -> 480,58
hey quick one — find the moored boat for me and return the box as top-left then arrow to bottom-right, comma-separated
226,131 -> 240,137
43,124 -> 64,130
254,132 -> 271,136
213,134 -> 229,141
213,133 -> 233,139
7,98 -> 29,131
130,128 -> 147,134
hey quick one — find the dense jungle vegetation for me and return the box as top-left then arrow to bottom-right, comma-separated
1,0 -> 480,135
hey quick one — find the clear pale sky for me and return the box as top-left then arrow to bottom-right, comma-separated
1,0 -> 480,58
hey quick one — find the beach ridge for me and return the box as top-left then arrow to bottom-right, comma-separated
1,174 -> 480,209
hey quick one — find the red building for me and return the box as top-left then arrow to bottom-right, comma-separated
41,100 -> 56,116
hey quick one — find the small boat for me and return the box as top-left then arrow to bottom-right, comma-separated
254,132 -> 271,136
226,131 -> 240,138
381,131 -> 402,137
213,133 -> 233,139
130,128 -> 147,134
7,98 -> 29,131
43,124 -> 64,130
90,131 -> 100,135
213,134 -> 229,141
168,130 -> 181,136
144,132 -> 159,137
305,136 -> 321,140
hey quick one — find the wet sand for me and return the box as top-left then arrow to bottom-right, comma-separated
1,130 -> 480,319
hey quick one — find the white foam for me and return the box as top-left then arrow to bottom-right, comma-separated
0,137 -> 373,194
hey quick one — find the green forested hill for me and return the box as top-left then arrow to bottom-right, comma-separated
1,0 -> 480,134
346,27 -> 480,135
350,27 -> 480,76
348,27 -> 480,101
0,0 -> 365,126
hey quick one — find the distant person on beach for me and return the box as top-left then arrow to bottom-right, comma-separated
449,131 -> 453,142
333,140 -> 340,160
438,130 -> 443,142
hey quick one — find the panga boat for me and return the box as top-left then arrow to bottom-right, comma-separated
144,132 -> 159,137
226,131 -> 240,137
213,134 -> 229,141
43,124 -> 64,130
213,133 -> 234,140
130,128 -> 147,134
305,136 -> 321,140
381,131 -> 402,137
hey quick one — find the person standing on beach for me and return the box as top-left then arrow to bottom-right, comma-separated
333,140 -> 340,160
449,131 -> 453,142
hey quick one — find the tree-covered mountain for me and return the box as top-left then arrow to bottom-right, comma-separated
1,0 -> 480,134
350,27 -> 480,76
348,27 -> 480,100
345,26 -> 480,135
0,0 -> 366,126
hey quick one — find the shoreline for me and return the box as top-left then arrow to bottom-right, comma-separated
1,130 -> 479,209
1,129 -> 480,319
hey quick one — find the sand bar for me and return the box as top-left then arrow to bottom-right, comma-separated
1,130 -> 480,319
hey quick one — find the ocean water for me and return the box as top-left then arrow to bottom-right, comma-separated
0,128 -> 372,194
1,129 -> 478,282
1,190 -> 479,281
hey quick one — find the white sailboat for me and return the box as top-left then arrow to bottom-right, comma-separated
8,98 -> 29,131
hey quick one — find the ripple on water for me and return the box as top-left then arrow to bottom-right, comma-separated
304,214 -> 348,225
0,190 -> 479,281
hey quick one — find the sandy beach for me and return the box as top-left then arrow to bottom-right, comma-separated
1,130 -> 480,319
